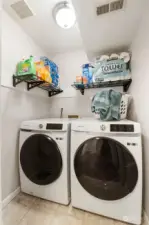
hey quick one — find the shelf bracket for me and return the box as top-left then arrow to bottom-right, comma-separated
80,89 -> 84,95
27,81 -> 44,91
48,90 -> 63,97
123,80 -> 132,92
13,76 -> 24,87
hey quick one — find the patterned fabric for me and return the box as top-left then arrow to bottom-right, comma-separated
91,89 -> 122,121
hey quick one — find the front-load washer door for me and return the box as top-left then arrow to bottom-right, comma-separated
20,134 -> 62,185
74,137 -> 138,201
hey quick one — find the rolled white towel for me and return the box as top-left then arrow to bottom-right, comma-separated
99,55 -> 110,61
120,52 -> 130,63
110,53 -> 120,60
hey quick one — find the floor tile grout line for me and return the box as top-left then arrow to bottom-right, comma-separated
16,196 -> 37,225
16,207 -> 30,225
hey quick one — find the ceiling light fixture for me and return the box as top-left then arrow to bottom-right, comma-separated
53,1 -> 76,29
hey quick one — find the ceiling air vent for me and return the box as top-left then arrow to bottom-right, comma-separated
110,0 -> 124,12
97,4 -> 109,15
11,0 -> 34,19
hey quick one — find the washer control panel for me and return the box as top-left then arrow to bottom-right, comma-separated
21,121 -> 68,132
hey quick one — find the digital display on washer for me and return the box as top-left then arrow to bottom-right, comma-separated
46,124 -> 63,130
110,124 -> 134,132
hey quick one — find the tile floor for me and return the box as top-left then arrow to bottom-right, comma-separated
2,192 -> 144,225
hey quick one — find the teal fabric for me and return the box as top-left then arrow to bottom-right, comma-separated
91,89 -> 122,121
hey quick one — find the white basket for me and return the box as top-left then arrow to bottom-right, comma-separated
94,94 -> 131,120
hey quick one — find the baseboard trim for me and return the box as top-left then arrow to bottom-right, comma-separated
144,211 -> 149,225
2,187 -> 20,209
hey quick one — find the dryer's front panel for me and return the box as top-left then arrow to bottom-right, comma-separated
74,137 -> 138,201
20,134 -> 62,186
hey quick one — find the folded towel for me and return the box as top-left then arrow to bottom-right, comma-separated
91,89 -> 122,121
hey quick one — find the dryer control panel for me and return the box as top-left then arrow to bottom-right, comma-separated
71,120 -> 141,134
110,124 -> 134,132
46,123 -> 63,130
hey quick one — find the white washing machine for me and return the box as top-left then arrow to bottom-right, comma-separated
71,119 -> 142,225
19,118 -> 71,205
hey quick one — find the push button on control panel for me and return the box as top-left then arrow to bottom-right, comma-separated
56,137 -> 63,140
132,143 -> 137,146
127,143 -> 137,146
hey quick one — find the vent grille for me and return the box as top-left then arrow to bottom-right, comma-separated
97,4 -> 109,15
96,0 -> 124,16
110,0 -> 124,12
11,0 -> 34,19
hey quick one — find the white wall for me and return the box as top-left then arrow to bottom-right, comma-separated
50,50 -> 93,118
2,10 -> 48,97
1,10 -> 51,201
1,87 -> 52,201
0,83 -> 1,213
129,0 -> 149,218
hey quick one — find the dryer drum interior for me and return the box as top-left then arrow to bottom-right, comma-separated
20,134 -> 63,185
74,137 -> 138,201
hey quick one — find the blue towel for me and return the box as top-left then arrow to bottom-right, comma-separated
91,89 -> 122,121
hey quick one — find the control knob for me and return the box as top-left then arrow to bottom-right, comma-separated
39,124 -> 43,129
100,124 -> 106,131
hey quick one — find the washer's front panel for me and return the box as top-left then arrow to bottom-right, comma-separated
20,134 -> 62,185
74,137 -> 138,201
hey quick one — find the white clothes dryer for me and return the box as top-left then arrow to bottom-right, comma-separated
19,118 -> 71,205
71,119 -> 142,224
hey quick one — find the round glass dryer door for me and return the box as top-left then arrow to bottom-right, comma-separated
20,134 -> 62,185
74,137 -> 138,201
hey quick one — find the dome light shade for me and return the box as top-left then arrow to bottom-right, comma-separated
54,2 -> 76,29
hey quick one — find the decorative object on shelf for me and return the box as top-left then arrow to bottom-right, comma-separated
13,75 -> 63,97
72,79 -> 132,95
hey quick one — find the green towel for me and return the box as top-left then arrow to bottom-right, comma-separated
91,89 -> 122,121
